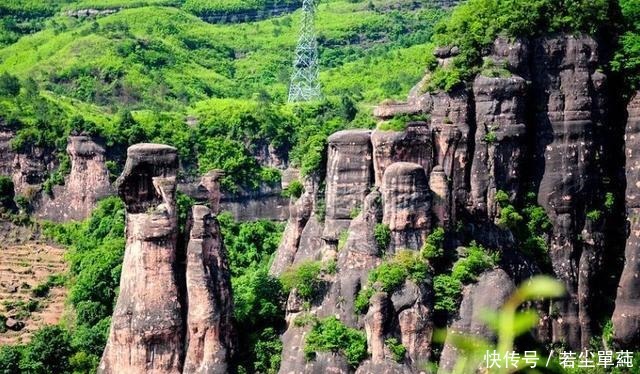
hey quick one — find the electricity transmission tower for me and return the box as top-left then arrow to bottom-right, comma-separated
288,0 -> 321,102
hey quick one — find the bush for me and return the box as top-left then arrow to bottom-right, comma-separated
354,287 -> 374,314
587,209 -> 603,222
304,316 -> 368,367
433,242 -> 498,313
497,204 -> 524,230
20,325 -> 73,374
451,242 -> 498,284
433,274 -> 463,313
355,250 -> 428,313
0,175 -> 14,208
374,224 -> 391,253
252,328 -> 283,374
421,227 -> 445,261
282,180 -> 304,199
604,192 -> 615,211
217,212 -> 284,277
280,261 -> 323,301
385,337 -> 406,362
0,72 -> 20,96
378,118 -> 407,132
0,345 -> 22,373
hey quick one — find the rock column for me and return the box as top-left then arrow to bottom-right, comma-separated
613,93 -> 640,348
99,144 -> 183,374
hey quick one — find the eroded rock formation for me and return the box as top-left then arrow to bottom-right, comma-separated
531,35 -> 608,349
100,144 -> 234,374
100,144 -> 183,374
613,92 -> 640,349
438,269 -> 515,373
37,135 -> 111,221
381,162 -> 431,250
323,130 -> 373,239
184,205 -> 235,373
271,30 -> 637,372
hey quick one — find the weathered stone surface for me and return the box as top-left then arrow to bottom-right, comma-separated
323,130 -> 373,239
184,205 -> 235,373
11,145 -> 55,197
220,184 -> 290,221
418,89 -> 472,225
270,182 -> 314,276
37,136 -> 111,221
371,122 -> 434,187
531,35 -> 607,350
438,269 -> 515,373
99,144 -> 183,374
382,162 -> 431,250
392,280 -> 432,368
489,37 -> 530,79
470,76 -> 528,219
200,169 -> 224,214
373,102 -> 422,120
0,125 -> 15,178
613,92 -> 640,348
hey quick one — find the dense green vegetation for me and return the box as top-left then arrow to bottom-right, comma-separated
0,197 -> 125,373
216,211 -> 286,373
0,0 -> 447,191
354,250 -> 429,314
432,241 -> 499,313
303,316 -> 368,367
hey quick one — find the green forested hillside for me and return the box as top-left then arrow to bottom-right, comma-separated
0,0 -> 447,191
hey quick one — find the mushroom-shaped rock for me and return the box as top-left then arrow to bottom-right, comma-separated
99,144 -> 183,374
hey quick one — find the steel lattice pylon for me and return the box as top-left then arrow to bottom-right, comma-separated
288,0 -> 321,102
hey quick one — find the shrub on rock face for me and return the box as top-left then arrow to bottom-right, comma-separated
385,337 -> 406,362
374,223 -> 391,253
355,250 -> 429,313
282,180 -> 304,199
304,316 -> 368,367
280,261 -> 323,301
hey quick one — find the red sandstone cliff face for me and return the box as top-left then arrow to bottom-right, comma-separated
272,32 -> 634,372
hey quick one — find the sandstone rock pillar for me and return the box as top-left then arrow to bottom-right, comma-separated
531,35 -> 608,350
613,93 -> 640,348
184,205 -> 235,373
99,144 -> 183,374
470,76 -> 527,219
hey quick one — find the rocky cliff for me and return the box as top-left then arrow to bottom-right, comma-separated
37,135 -> 111,221
271,32 -> 637,373
99,144 -> 235,374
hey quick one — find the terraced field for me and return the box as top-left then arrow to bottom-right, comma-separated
0,244 -> 68,345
